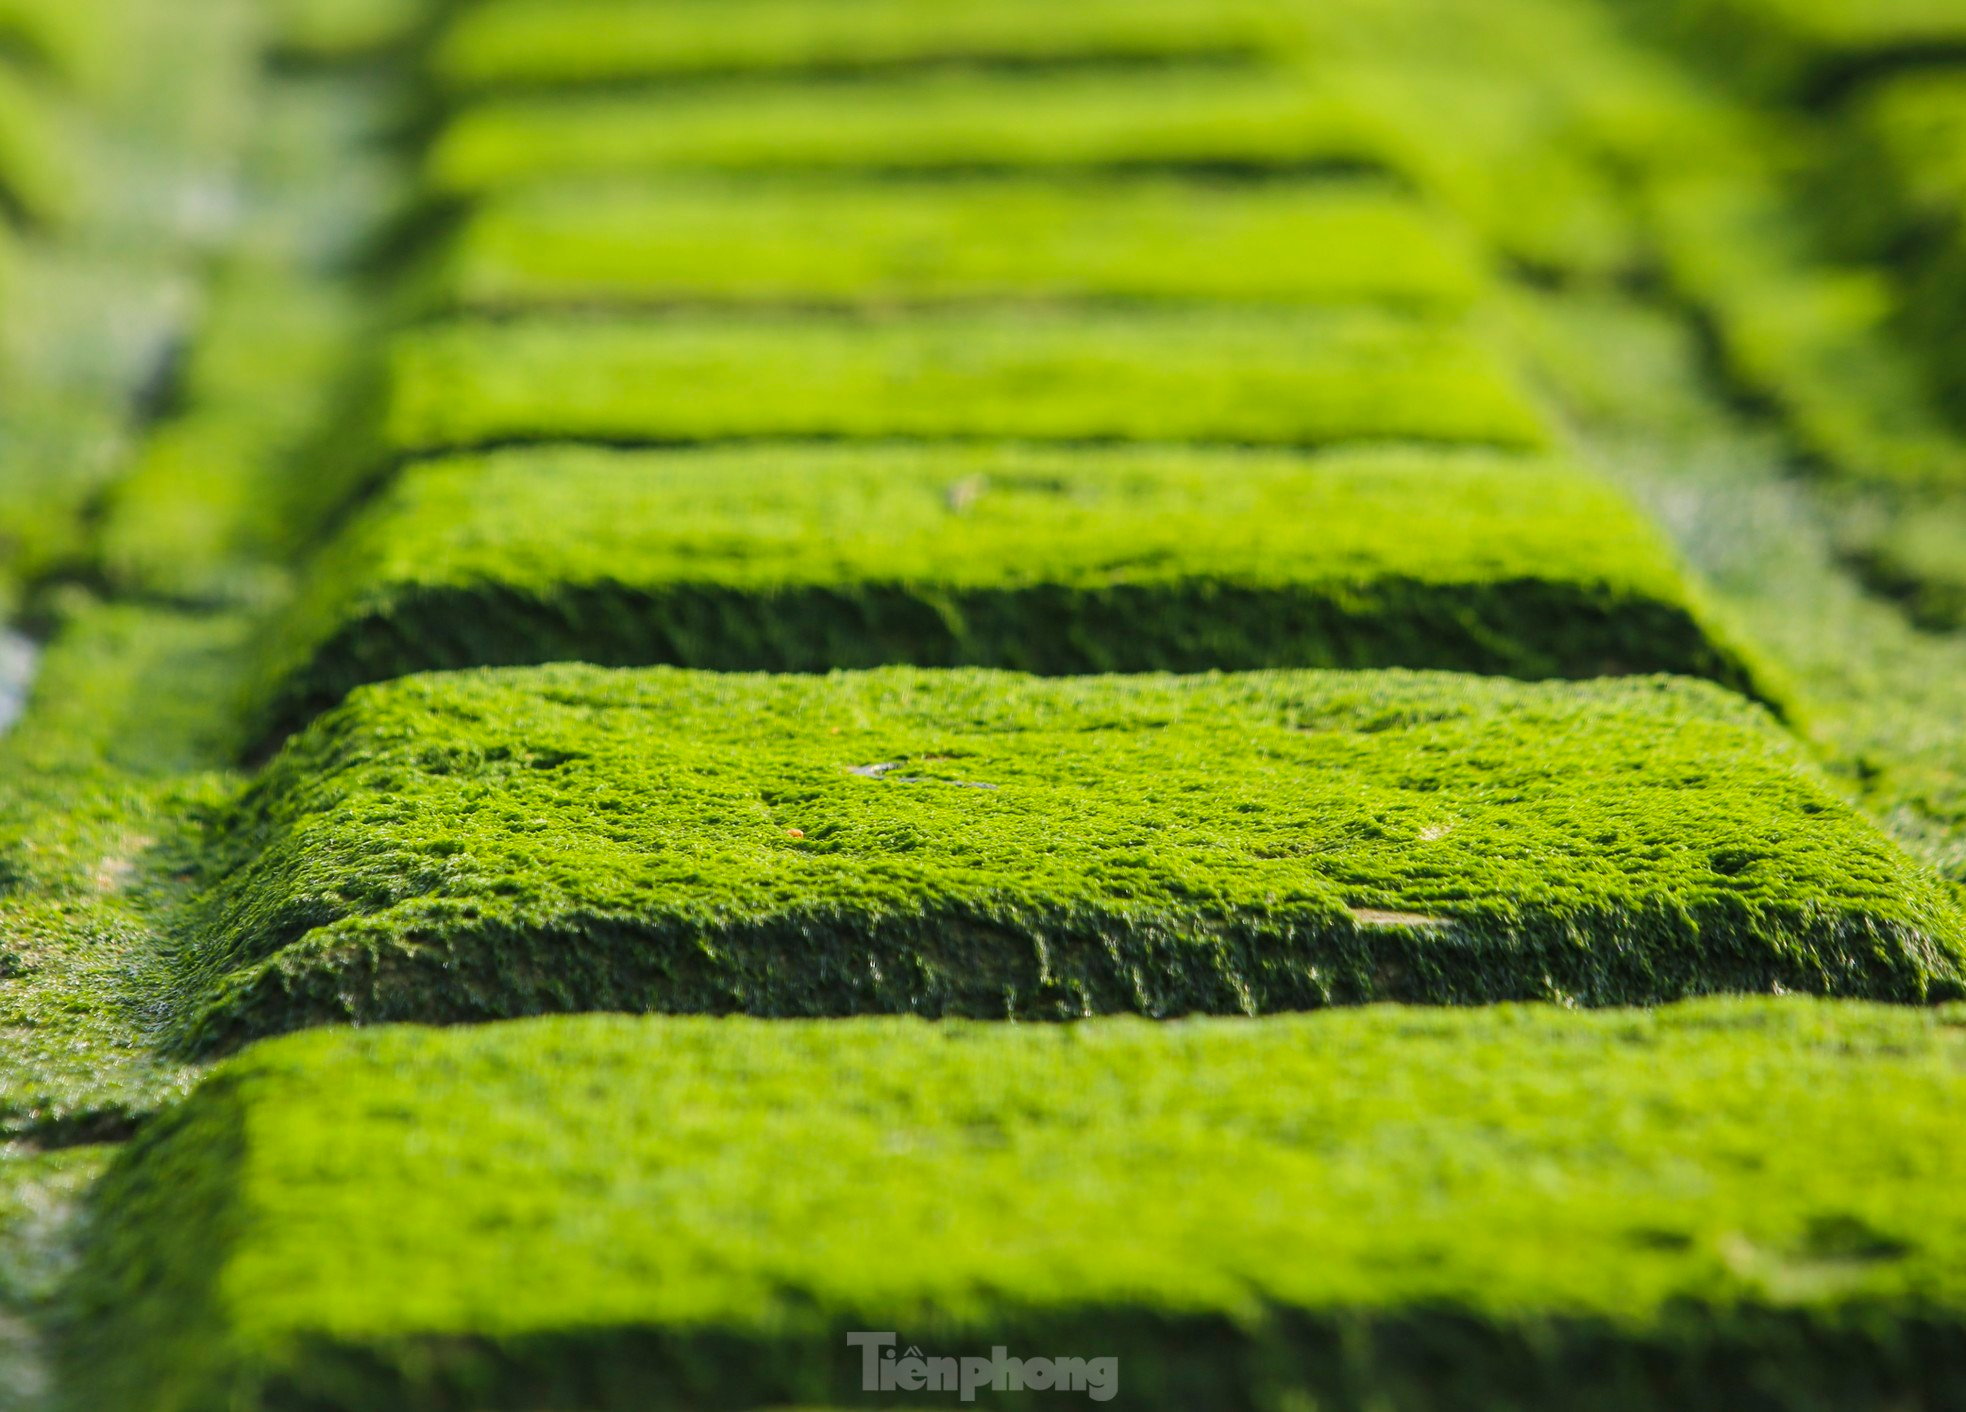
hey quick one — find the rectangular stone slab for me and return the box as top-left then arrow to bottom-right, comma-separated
262,443 -> 1762,733
181,665 -> 1965,1051
437,176 -> 1486,312
433,0 -> 1290,90
384,308 -> 1551,455
69,1003 -> 1966,1411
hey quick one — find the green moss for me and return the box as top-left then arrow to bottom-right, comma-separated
1503,281 -> 1966,885
438,175 -> 1487,312
66,1000 -> 1966,1412
424,66 -> 1639,274
94,267 -> 371,603
1637,0 -> 1966,96
1643,171 -> 1966,488
181,664 -> 1962,1050
1825,74 -> 1966,423
0,63 -> 77,224
425,68 -> 1386,192
0,600 -> 242,1137
0,0 -> 120,86
6,598 -> 260,775
261,442 -> 1762,733
1837,490 -> 1966,632
1838,71 -> 1966,252
434,0 -> 1291,89
386,308 -> 1551,456
262,0 -> 432,61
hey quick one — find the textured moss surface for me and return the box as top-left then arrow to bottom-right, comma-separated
438,176 -> 1486,312
181,665 -> 1964,1050
68,1001 -> 1966,1412
262,443 -> 1761,732
0,599 -> 237,1144
434,0 -> 1289,89
386,309 -> 1550,456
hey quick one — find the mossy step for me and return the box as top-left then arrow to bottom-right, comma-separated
0,61 -> 76,222
435,0 -> 1289,90
69,1001 -> 1966,1412
386,308 -> 1550,456
1832,72 -> 1966,418
263,443 -> 1761,733
438,175 -> 1485,312
182,665 -> 1963,1051
1843,490 -> 1966,631
424,68 -> 1380,196
1655,0 -> 1966,96
1645,172 -> 1966,488
425,62 -> 1640,274
1839,71 -> 1966,247
0,0 -> 109,83
266,0 -> 432,61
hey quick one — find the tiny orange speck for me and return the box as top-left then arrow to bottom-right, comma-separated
786,828 -> 806,839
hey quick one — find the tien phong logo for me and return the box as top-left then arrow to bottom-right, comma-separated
847,1331 -> 1120,1402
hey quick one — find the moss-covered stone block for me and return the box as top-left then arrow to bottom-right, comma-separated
261,443 -> 1764,732
66,1002 -> 1966,1410
437,176 -> 1485,312
386,308 -> 1551,456
181,665 -> 1965,1050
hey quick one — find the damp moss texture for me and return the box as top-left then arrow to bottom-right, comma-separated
262,443 -> 1762,730
181,665 -> 1964,1052
65,1002 -> 1966,1412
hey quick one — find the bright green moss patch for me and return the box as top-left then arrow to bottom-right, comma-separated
68,1001 -> 1966,1412
263,442 -> 1760,732
435,0 -> 1289,90
182,665 -> 1962,1050
438,175 -> 1485,312
386,309 -> 1550,455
